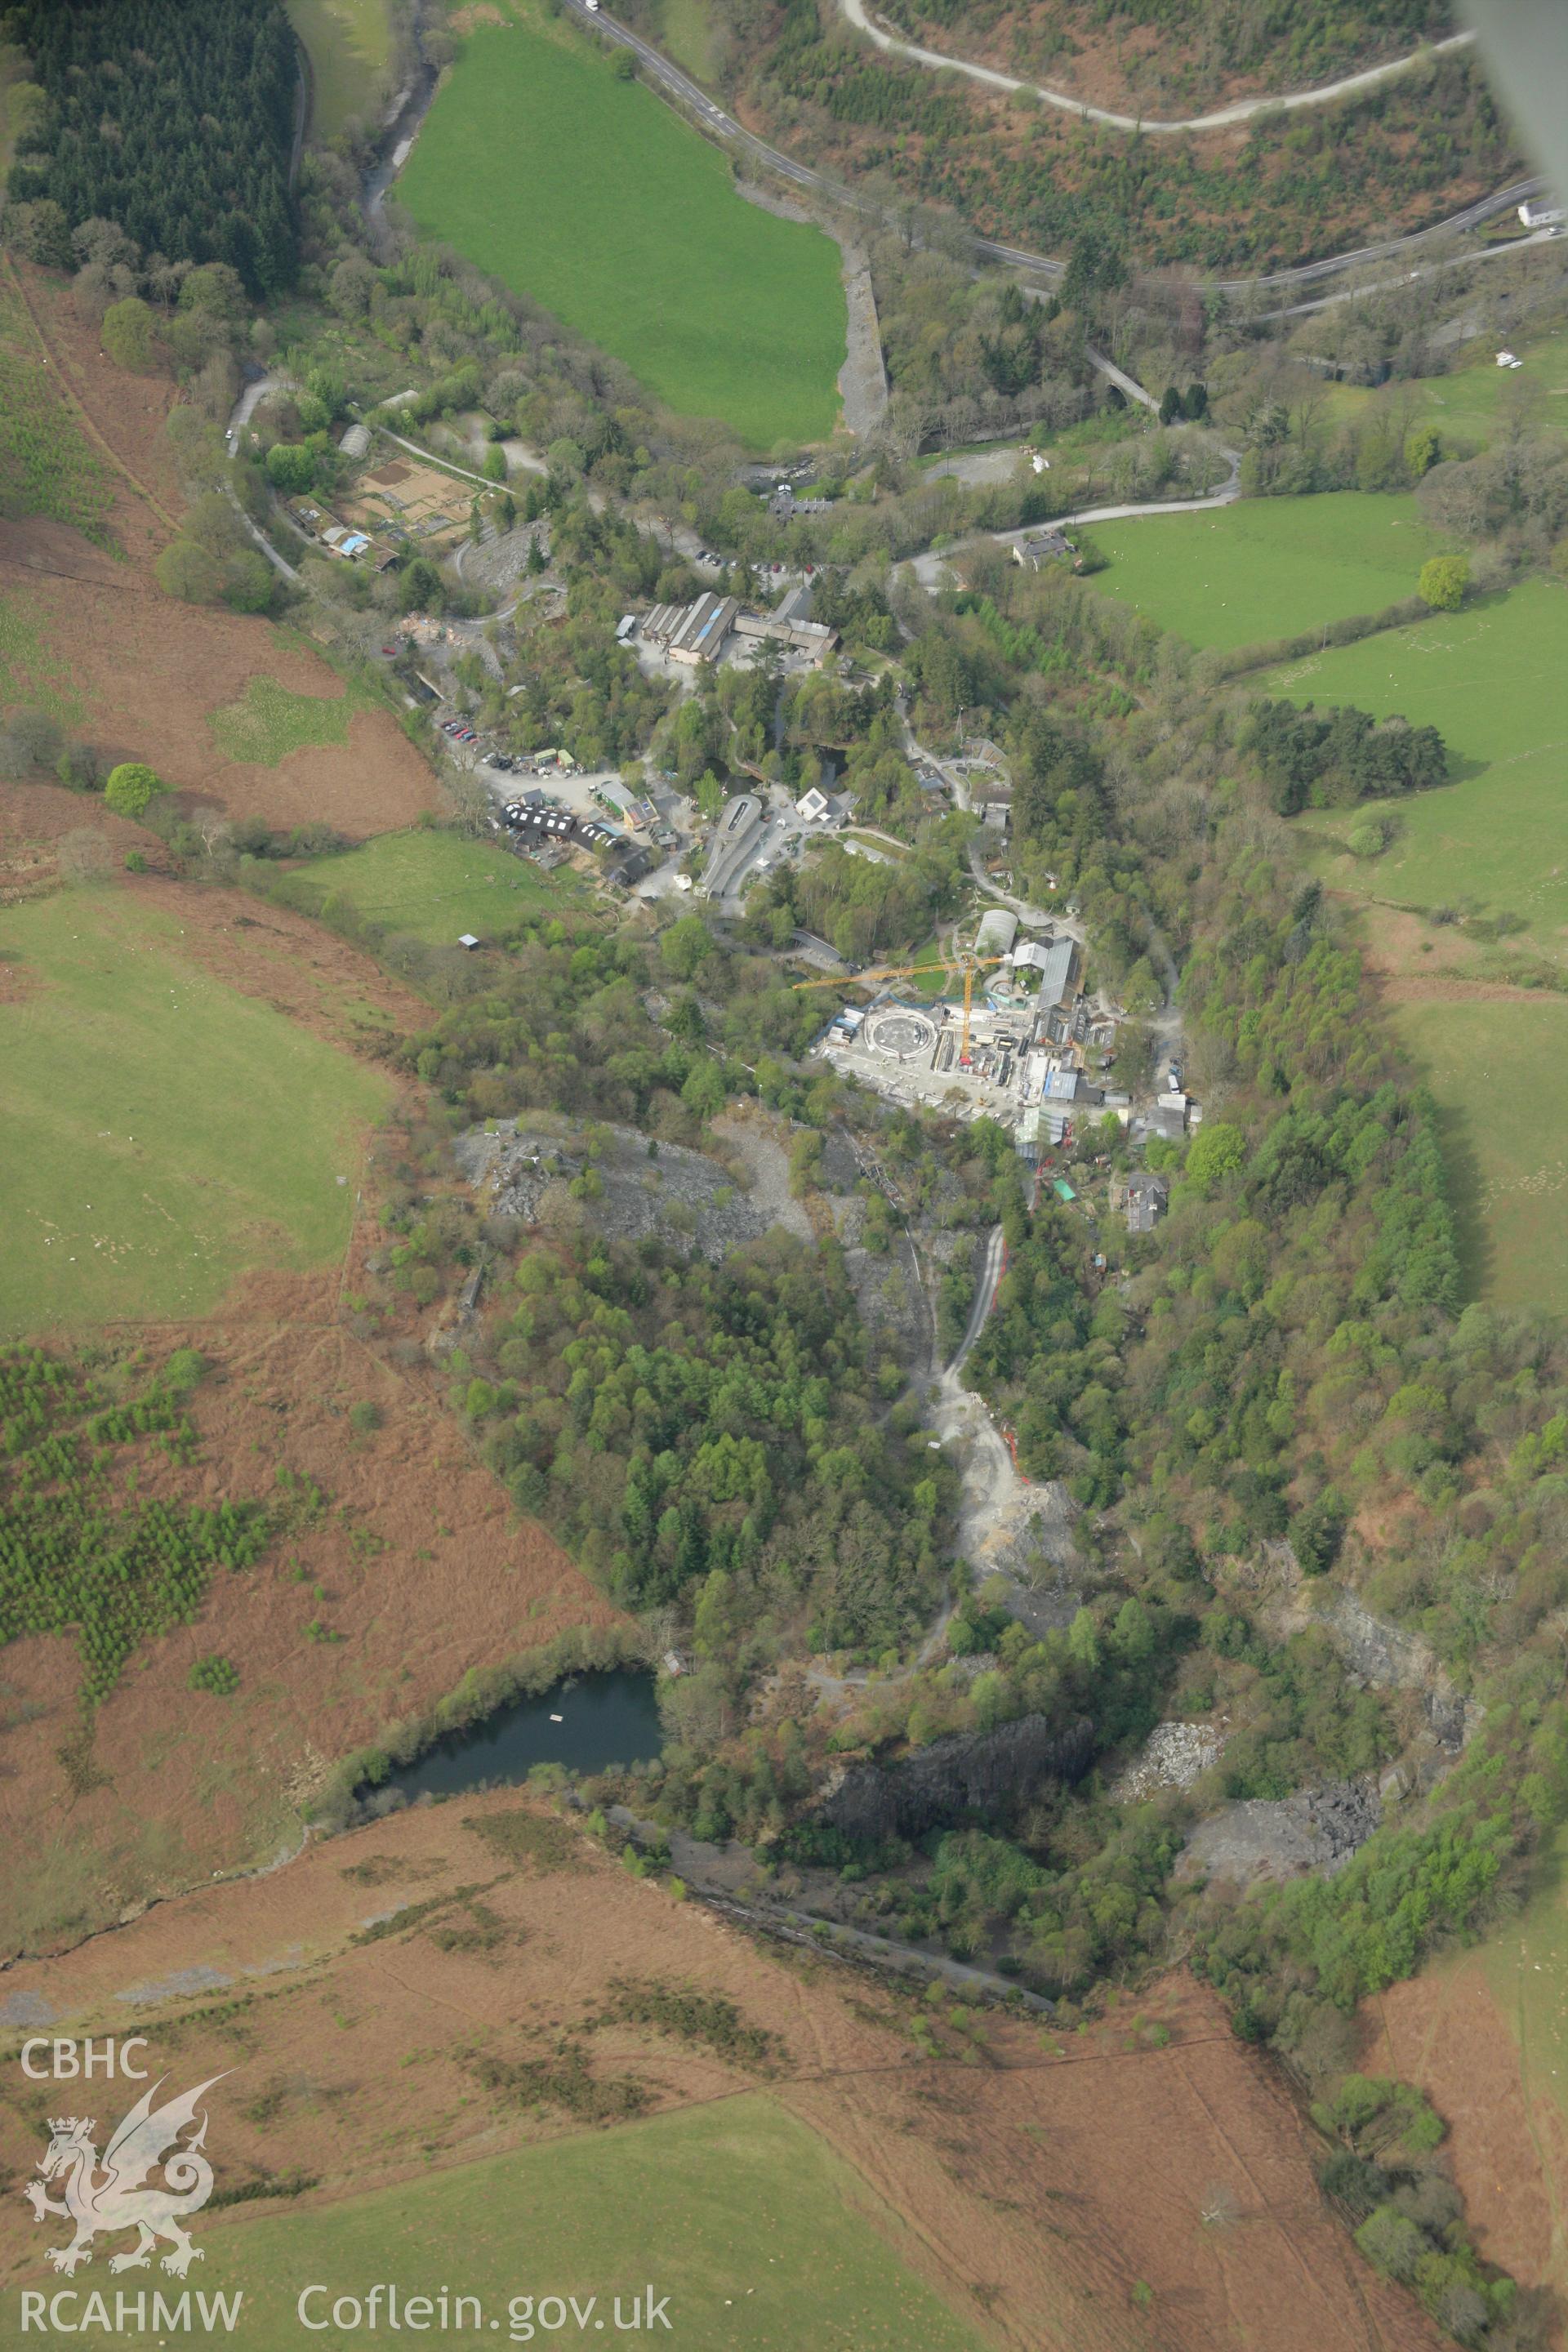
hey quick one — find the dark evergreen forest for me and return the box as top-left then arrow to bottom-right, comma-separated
3,0 -> 299,294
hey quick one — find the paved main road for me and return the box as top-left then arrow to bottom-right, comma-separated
835,0 -> 1478,134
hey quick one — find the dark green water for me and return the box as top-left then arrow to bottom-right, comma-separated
385,1670 -> 663,1801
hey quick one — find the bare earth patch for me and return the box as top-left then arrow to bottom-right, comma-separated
1348,903 -> 1561,1005
0,1795 -> 1449,2351
0,564 -> 437,836
2,269 -> 439,841
0,1301 -> 620,1959
1365,1957 -> 1568,2304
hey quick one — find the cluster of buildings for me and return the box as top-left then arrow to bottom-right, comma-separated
766,483 -> 832,522
813,901 -> 1202,1238
631,582 -> 838,670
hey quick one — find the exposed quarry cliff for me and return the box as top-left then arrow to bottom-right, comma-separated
817,1714 -> 1095,1842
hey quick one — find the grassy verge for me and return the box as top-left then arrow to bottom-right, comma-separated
0,889 -> 391,1334
394,4 -> 845,448
658,0 -> 719,80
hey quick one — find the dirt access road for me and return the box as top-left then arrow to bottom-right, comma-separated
835,0 -> 1477,134
935,1223 -> 1077,1584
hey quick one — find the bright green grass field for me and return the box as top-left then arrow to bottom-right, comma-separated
112,2099 -> 985,2352
1392,996 -> 1568,1315
0,890 -> 390,1335
1085,492 -> 1437,653
1321,326 -> 1568,453
395,13 -> 844,448
286,0 -> 392,140
287,826 -> 578,942
209,671 -> 380,765
1266,578 -> 1568,956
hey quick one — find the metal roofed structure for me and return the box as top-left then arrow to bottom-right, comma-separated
975,908 -> 1018,959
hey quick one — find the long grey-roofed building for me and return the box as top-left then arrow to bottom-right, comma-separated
642,591 -> 740,666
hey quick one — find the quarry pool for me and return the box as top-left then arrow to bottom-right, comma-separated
384,1669 -> 665,1801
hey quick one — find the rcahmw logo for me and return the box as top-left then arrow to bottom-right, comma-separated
15,2047 -> 243,2334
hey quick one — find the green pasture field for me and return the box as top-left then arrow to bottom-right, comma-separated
1320,325 -> 1568,453
286,826 -> 579,942
1391,995 -> 1568,1315
209,670 -> 381,765
286,0 -> 393,140
395,9 -> 845,448
1267,579 -> 1568,956
0,298 -> 116,546
176,2098 -> 986,2352
1084,492 -> 1438,652
0,889 -> 390,1336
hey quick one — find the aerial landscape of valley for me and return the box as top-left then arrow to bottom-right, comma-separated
0,0 -> 1566,2345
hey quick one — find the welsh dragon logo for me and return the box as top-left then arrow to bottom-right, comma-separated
24,2075 -> 227,2278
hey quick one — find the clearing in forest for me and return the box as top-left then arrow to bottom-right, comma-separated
281,826 -> 581,942
394,7 -> 846,448
0,886 -> 391,1334
1085,491 -> 1438,652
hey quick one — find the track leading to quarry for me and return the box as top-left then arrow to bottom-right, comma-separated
835,0 -> 1479,135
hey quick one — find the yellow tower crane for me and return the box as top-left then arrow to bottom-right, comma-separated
792,952 -> 1008,1063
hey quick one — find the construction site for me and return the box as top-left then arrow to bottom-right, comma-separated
804,911 -> 1127,1151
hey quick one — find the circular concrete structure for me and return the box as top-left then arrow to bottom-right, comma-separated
866,1008 -> 938,1062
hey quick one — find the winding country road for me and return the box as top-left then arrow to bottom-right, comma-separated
558,0 -> 1541,305
835,0 -> 1477,135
